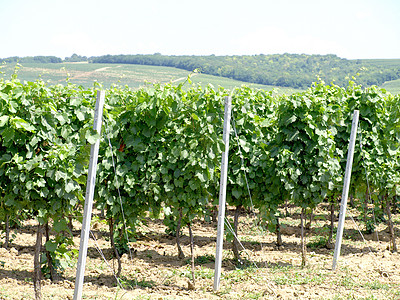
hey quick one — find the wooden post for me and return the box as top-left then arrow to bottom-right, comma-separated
213,96 -> 232,291
73,90 -> 105,300
332,110 -> 359,270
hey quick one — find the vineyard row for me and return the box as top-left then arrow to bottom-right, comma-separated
0,76 -> 399,290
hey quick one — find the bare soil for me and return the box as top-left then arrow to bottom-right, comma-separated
0,206 -> 399,300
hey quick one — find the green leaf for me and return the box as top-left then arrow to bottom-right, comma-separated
189,140 -> 198,149
53,218 -> 68,233
191,113 -> 199,121
85,129 -> 100,144
70,98 -> 82,106
36,178 -> 46,188
181,149 -> 189,159
238,138 -> 250,153
45,240 -> 58,252
287,130 -> 299,141
232,189 -> 242,199
189,179 -> 199,190
208,148 -> 215,159
9,100 -> 18,113
76,111 -> 85,121
388,145 -> 398,156
55,170 -> 67,182
2,127 -> 15,144
195,171 -> 207,182
0,115 -> 9,127
10,117 -> 35,132
0,91 -> 8,101
65,181 -> 78,193
55,113 -> 68,125
285,114 -> 297,124
26,181 -> 34,190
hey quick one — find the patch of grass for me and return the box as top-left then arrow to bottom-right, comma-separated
185,254 -> 215,265
391,288 -> 400,297
23,277 -> 32,283
329,267 -> 400,299
267,263 -> 328,286
180,266 -> 196,280
129,296 -> 152,300
243,291 -> 264,299
194,266 -> 214,279
215,285 -> 232,297
334,273 -> 357,289
273,270 -> 327,286
240,235 -> 262,246
362,280 -> 390,290
223,265 -> 259,283
266,262 -> 294,273
307,235 -> 329,249
119,275 -> 155,289
330,295 -> 378,300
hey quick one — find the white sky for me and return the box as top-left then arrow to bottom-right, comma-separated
1,0 -> 399,59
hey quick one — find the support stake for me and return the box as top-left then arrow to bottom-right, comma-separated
214,96 -> 232,291
73,90 -> 105,299
332,110 -> 359,270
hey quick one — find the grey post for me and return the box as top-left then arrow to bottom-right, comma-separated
73,90 -> 106,299
332,110 -> 359,270
214,96 -> 232,291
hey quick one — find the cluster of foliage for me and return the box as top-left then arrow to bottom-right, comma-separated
91,53 -> 400,89
0,76 -> 399,290
63,54 -> 89,63
0,76 -> 99,287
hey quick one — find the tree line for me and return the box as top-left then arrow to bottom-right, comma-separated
0,55 -> 62,64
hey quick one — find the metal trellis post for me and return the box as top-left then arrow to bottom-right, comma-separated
73,90 -> 105,299
332,110 -> 359,270
214,96 -> 232,291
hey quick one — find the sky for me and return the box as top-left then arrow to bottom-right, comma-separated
1,0 -> 399,60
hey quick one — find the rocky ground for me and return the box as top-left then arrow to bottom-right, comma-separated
0,205 -> 399,299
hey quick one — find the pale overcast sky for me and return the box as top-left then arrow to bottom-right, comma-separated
1,0 -> 399,59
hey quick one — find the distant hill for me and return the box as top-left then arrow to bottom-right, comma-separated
90,54 -> 400,89
2,53 -> 400,91
0,62 -> 301,94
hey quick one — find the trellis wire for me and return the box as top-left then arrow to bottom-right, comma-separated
358,129 -> 380,242
230,109 -> 268,256
89,230 -> 124,288
223,217 -> 258,269
103,118 -> 134,261
346,213 -> 373,253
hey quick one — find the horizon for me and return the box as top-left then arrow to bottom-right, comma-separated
1,0 -> 399,60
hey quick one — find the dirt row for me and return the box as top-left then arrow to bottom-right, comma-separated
0,207 -> 399,299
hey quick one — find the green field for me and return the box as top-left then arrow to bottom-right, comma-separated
2,61 -> 399,95
382,78 -> 400,94
358,58 -> 400,68
0,62 -> 301,94
358,59 -> 400,94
